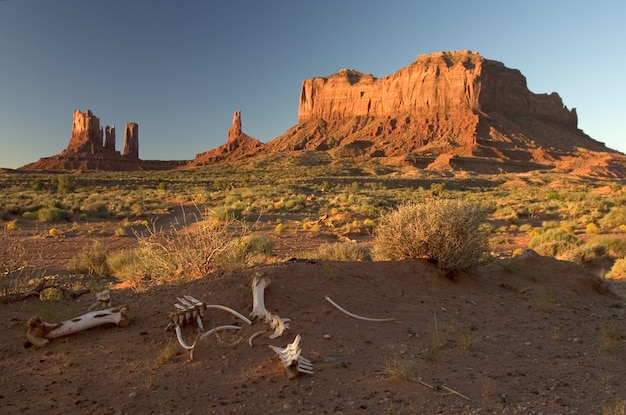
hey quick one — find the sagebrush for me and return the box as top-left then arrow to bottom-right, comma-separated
372,199 -> 490,271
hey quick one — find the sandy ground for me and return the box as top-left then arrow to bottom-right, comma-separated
2,234 -> 626,415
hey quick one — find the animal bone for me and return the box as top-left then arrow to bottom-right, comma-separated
269,334 -> 314,379
26,305 -> 130,348
324,295 -> 395,322
189,325 -> 242,361
165,295 -> 251,332
250,272 -> 270,320
88,289 -> 112,311
249,273 -> 290,340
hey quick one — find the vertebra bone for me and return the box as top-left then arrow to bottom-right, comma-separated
269,334 -> 313,379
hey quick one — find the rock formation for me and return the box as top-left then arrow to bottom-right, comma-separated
190,110 -> 263,166
104,126 -> 116,150
66,109 -> 104,154
21,109 -> 186,171
123,123 -> 139,159
228,110 -> 243,142
263,50 -> 615,172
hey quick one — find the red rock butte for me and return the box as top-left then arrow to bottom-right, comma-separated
263,50 -> 619,173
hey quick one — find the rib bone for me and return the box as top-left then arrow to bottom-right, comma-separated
26,305 -> 130,348
325,295 -> 395,322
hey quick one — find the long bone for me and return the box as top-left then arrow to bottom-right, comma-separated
250,272 -> 270,319
26,305 -> 130,348
249,273 -> 290,343
269,334 -> 314,379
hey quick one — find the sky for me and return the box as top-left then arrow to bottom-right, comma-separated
1,0 -> 625,169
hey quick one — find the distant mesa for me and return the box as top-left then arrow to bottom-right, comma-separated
19,51 -> 625,175
263,50 -> 620,174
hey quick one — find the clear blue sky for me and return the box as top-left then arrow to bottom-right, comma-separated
1,0 -> 625,169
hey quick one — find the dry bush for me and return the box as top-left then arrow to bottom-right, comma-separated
316,242 -> 372,261
107,217 -> 252,288
67,240 -> 112,275
606,258 -> 626,279
372,199 -> 490,271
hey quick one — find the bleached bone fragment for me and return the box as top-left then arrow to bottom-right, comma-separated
269,334 -> 313,379
88,289 -> 112,311
26,305 -> 130,348
267,314 -> 290,339
324,295 -> 395,322
248,329 -> 267,347
250,272 -> 270,320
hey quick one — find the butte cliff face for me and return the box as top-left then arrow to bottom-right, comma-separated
264,50 -> 614,172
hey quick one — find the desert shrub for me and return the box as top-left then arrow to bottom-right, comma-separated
542,221 -> 560,230
529,229 -> 580,257
57,174 -> 76,194
519,223 -> 533,233
67,240 -> 112,275
5,220 -> 18,231
561,244 -> 606,264
606,258 -> 626,279
240,234 -> 274,256
587,236 -> 626,258
372,199 -> 490,271
36,207 -> 69,222
30,179 -> 45,191
545,189 -> 562,200
600,207 -> 626,230
316,242 -> 372,261
209,206 -> 243,221
108,218 -> 250,286
586,222 -> 600,234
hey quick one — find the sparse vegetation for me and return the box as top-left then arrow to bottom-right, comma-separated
315,242 -> 371,261
372,199 -> 490,271
67,240 -> 112,275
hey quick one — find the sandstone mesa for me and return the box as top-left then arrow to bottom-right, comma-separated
19,50 -> 625,176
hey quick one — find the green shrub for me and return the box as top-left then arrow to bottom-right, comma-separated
587,236 -> 626,258
67,241 -> 112,275
606,258 -> 626,279
316,242 -> 372,261
36,207 -> 69,222
586,222 -> 600,234
561,244 -> 606,264
529,229 -> 580,257
372,199 -> 490,271
600,207 -> 626,230
57,174 -> 76,194
240,234 -> 274,255
5,220 -> 18,231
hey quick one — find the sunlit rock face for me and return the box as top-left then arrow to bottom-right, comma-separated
266,50 -> 610,171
